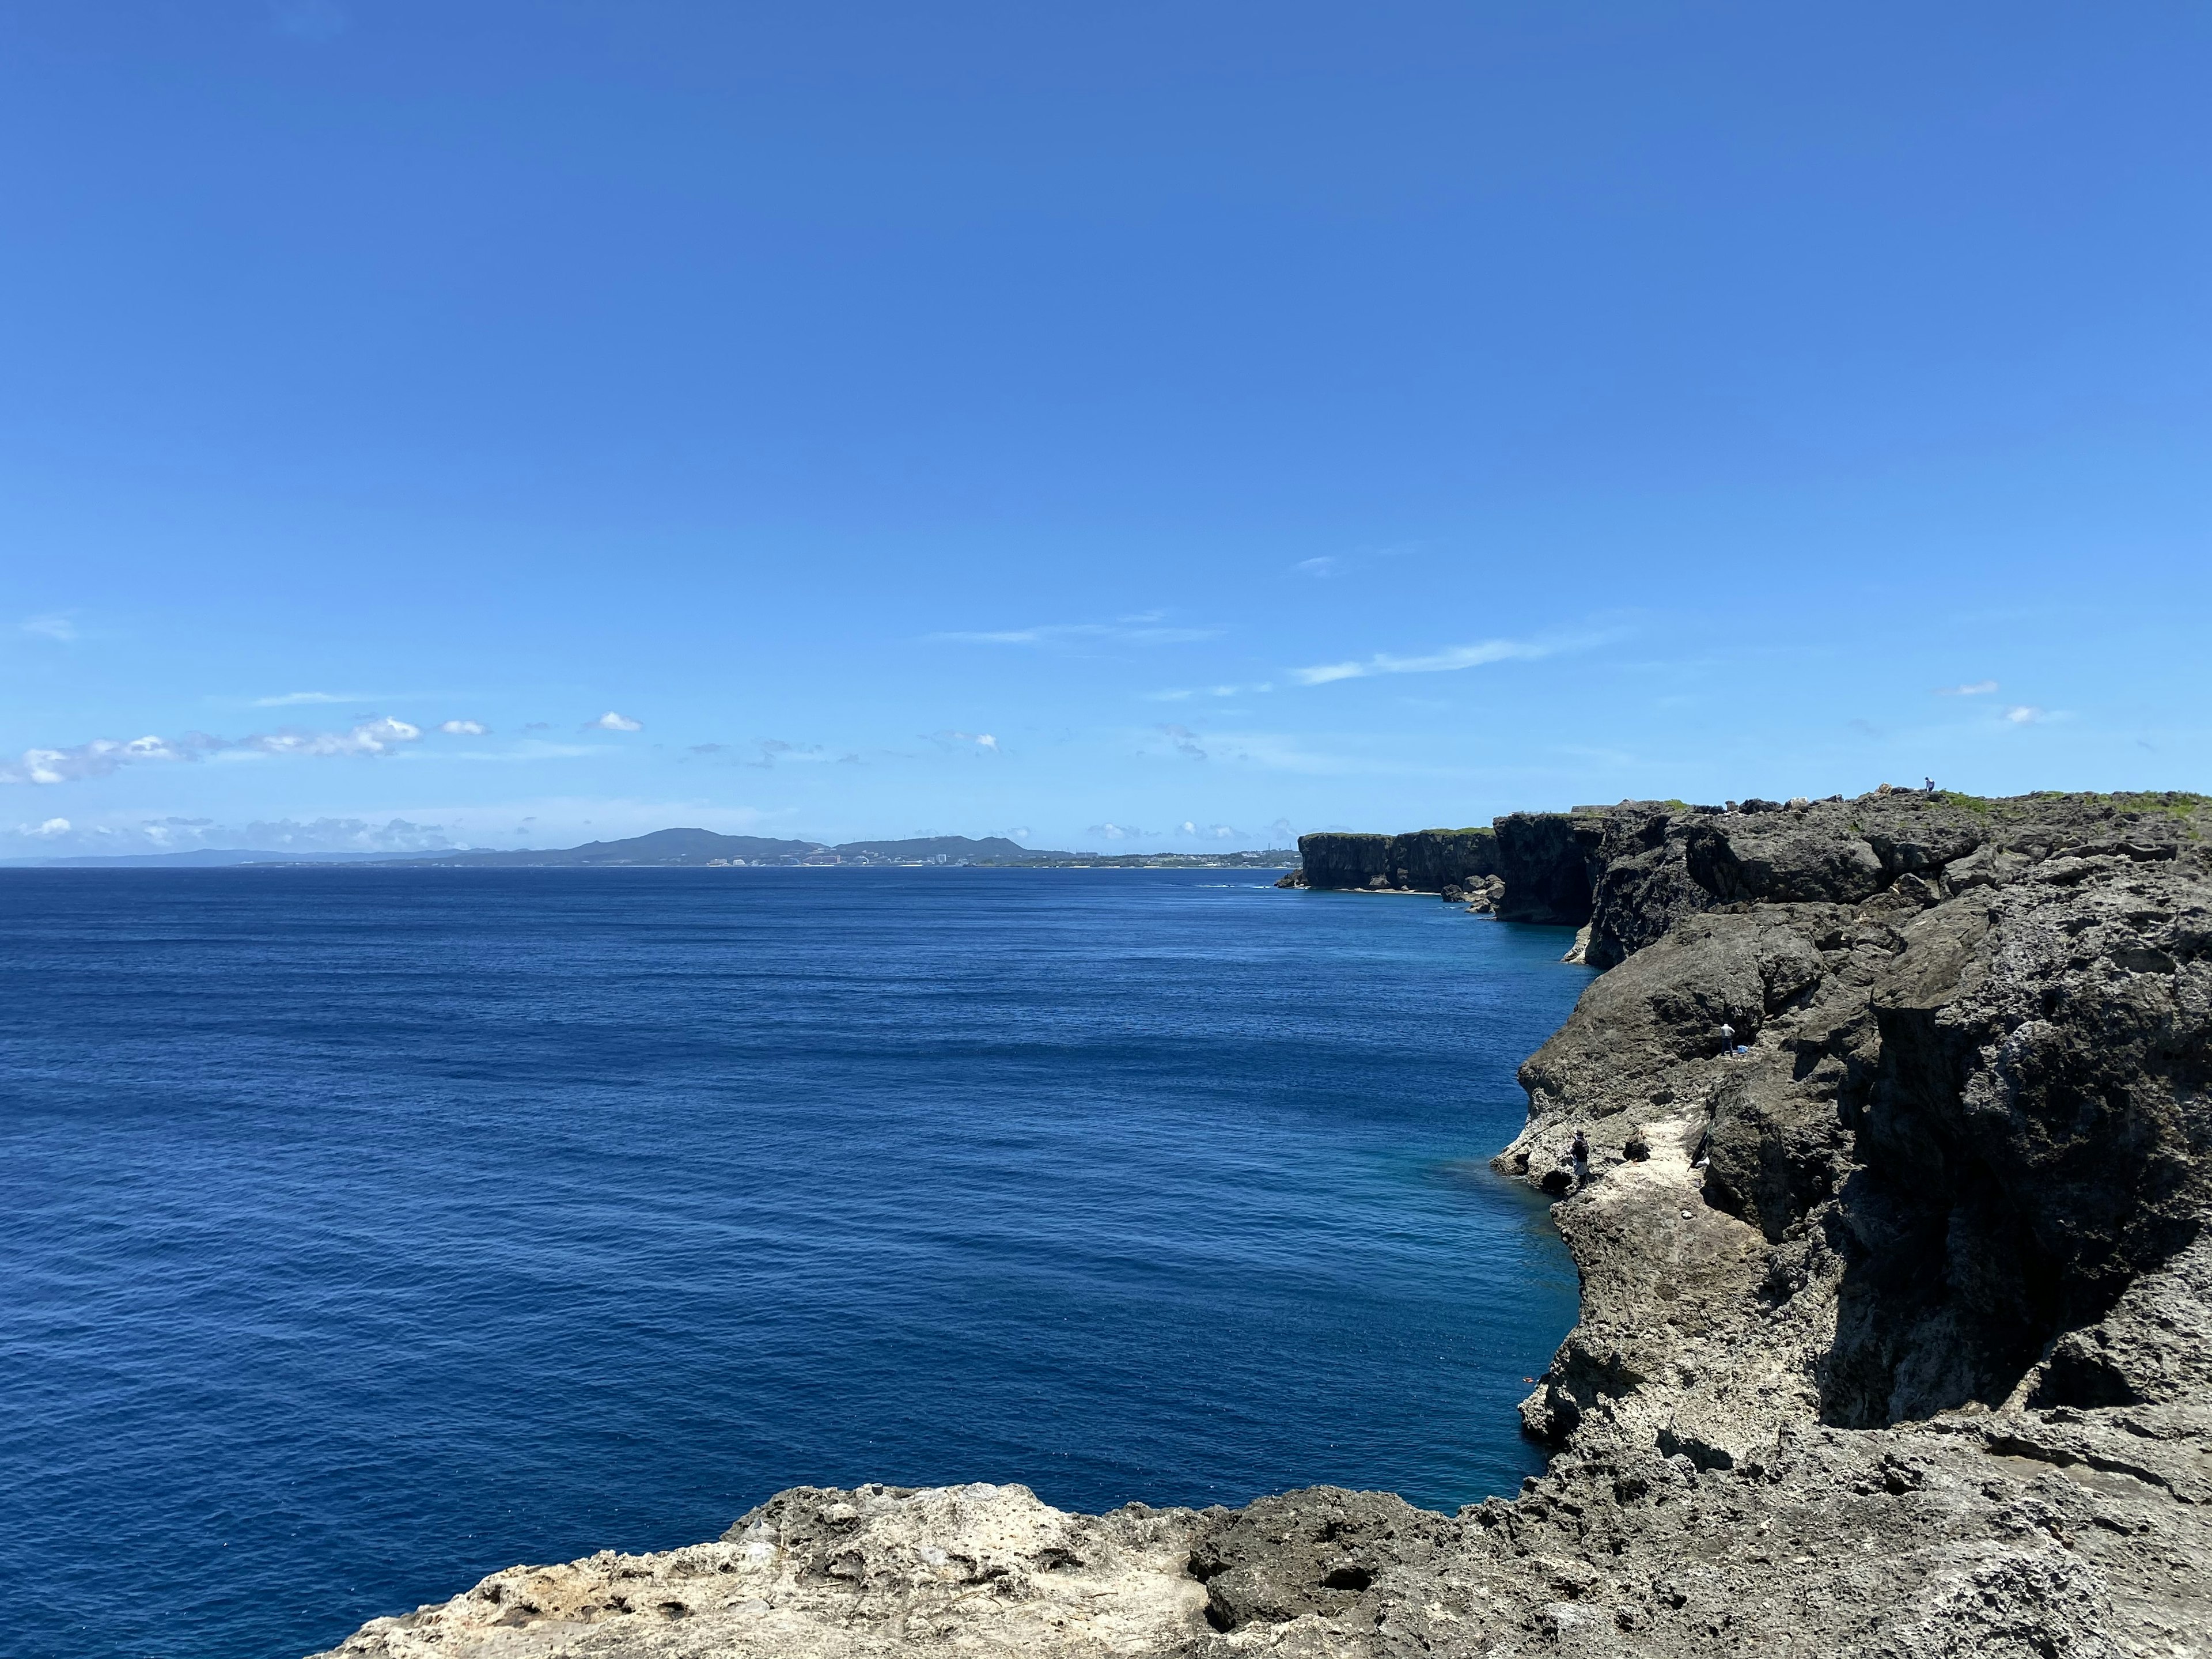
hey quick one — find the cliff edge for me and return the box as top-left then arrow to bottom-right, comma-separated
310,791 -> 2212,1658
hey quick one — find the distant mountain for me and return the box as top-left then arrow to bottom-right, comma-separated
378,829 -> 825,867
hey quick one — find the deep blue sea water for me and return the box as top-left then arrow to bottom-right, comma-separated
0,868 -> 1589,1659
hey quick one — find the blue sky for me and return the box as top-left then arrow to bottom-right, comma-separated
4,2 -> 2208,855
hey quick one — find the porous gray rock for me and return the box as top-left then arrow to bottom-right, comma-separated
309,791 -> 2212,1659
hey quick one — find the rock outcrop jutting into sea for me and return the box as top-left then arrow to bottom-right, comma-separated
311,790 -> 2212,1658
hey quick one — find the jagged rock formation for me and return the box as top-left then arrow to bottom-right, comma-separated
1296,829 -> 1499,893
310,791 -> 2212,1659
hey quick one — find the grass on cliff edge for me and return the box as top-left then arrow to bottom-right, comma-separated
1931,789 -> 2210,832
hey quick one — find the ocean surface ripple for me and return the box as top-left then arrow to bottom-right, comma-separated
0,868 -> 1589,1659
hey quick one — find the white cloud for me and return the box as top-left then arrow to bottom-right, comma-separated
21,614 -> 78,642
2005,705 -> 2045,724
588,711 -> 644,732
1090,822 -> 1137,840
2,810 -> 463,859
931,619 -> 1222,647
245,717 -> 422,757
1,732 -> 219,785
437,719 -> 489,736
1936,680 -> 1999,696
252,691 -> 362,707
927,730 -> 1001,754
2,716 -> 426,785
1292,634 -> 1564,685
1293,557 -> 1340,578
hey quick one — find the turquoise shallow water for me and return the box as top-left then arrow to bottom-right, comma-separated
0,867 -> 1589,1659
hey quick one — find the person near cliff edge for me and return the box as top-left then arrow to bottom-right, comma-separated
1570,1130 -> 1590,1190
1718,1021 -> 1736,1055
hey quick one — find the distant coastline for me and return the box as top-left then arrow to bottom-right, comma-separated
2,827 -> 1297,873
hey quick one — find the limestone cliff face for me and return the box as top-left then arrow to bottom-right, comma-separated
1296,828 -> 1499,893
310,791 -> 2212,1659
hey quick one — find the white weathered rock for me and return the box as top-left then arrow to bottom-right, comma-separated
314,1482 -> 1212,1658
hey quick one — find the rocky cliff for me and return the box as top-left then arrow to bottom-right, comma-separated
310,791 -> 2212,1659
1293,828 -> 1500,893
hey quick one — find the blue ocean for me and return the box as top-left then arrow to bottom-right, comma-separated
0,868 -> 1588,1659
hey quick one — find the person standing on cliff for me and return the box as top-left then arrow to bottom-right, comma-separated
1570,1130 -> 1590,1190
1718,1021 -> 1736,1055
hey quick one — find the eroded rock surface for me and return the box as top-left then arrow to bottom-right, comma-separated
313,1482 -> 1213,1658
311,791 -> 2212,1658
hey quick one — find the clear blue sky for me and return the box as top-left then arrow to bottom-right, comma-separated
4,2 -> 2207,855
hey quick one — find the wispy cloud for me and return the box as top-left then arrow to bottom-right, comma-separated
1935,680 -> 1999,696
1291,632 -> 1586,686
503,741 -> 599,760
931,615 -> 1222,648
253,691 -> 363,707
586,711 -> 643,732
749,738 -> 827,768
1147,682 -> 1273,702
2004,705 -> 2046,724
1289,542 -> 1421,582
21,613 -> 78,642
1158,724 -> 1207,760
1,717 -> 425,785
436,719 -> 488,736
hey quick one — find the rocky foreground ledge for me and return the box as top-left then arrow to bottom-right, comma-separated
313,791 -> 2212,1658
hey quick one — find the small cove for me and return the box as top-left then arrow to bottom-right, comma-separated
0,867 -> 1589,1659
